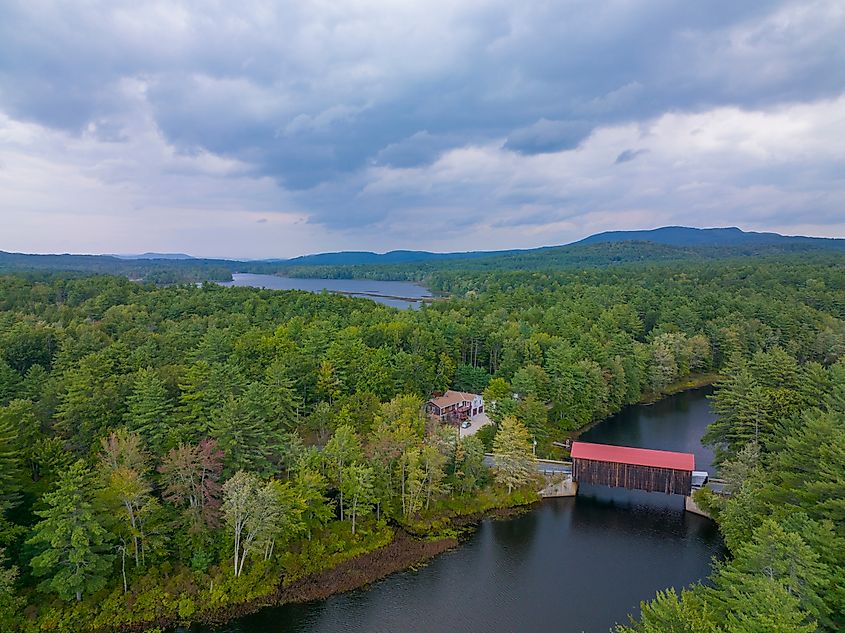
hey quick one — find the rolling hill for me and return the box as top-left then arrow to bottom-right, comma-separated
2,226 -> 844,283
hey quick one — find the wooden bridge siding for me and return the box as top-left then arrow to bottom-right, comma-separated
572,457 -> 691,495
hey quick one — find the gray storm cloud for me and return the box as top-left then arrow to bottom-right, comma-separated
0,0 -> 844,257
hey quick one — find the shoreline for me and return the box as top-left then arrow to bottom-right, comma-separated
122,504 -> 534,633
569,372 -> 720,441
110,380 -> 715,633
184,529 -> 461,630
219,272 -> 442,305
637,372 -> 720,405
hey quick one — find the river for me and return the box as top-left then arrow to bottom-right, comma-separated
219,273 -> 432,309
193,388 -> 724,633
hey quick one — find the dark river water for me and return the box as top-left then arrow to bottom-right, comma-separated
195,388 -> 724,633
220,273 -> 432,309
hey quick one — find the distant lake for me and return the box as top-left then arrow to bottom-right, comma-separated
219,273 -> 432,309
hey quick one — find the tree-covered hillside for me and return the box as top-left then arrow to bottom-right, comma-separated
5,227 -> 845,285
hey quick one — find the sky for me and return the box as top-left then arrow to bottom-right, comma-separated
1,1 -> 844,259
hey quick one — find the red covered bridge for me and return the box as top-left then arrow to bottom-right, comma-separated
570,441 -> 695,496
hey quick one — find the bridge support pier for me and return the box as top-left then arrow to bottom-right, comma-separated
684,495 -> 711,518
539,476 -> 578,498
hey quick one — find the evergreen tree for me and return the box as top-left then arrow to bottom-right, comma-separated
28,461 -> 114,602
178,361 -> 246,436
0,407 -> 23,510
19,364 -> 48,402
210,383 -> 284,476
713,520 -> 831,627
264,360 -> 303,428
616,588 -> 718,633
0,360 -> 20,407
0,399 -> 41,482
124,368 -> 174,453
55,353 -> 124,450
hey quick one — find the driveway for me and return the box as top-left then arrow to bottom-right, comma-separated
459,412 -> 493,438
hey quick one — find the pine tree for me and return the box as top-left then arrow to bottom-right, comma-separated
264,360 -> 302,428
55,353 -> 123,450
0,360 -> 20,406
124,368 -> 173,453
210,383 -> 284,476
28,461 -> 114,602
0,399 -> 40,482
178,361 -> 246,436
0,407 -> 22,511
713,520 -> 831,628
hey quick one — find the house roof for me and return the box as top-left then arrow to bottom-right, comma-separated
570,441 -> 695,471
428,390 -> 479,410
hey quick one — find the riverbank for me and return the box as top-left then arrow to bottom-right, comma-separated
638,372 -> 721,404
566,372 -> 720,445
165,492 -> 539,632
188,529 -> 460,629
33,489 -> 538,633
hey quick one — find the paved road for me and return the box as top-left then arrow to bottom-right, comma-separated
483,454 -> 572,475
705,479 -> 729,495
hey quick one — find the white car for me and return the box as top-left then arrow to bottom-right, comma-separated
461,421 -> 471,429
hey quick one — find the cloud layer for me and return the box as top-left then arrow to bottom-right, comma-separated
1,0 -> 843,257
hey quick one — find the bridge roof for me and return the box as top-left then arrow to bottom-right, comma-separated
570,441 -> 695,471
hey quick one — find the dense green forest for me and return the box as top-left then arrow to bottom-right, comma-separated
1,254 -> 844,631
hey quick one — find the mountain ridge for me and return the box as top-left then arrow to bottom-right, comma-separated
3,226 -> 844,282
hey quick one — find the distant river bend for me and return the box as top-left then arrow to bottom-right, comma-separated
219,273 -> 433,309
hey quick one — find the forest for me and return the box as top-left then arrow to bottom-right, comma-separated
0,254 -> 844,631
5,235 -> 845,285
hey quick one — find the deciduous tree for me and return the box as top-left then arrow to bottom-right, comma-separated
492,416 -> 535,493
